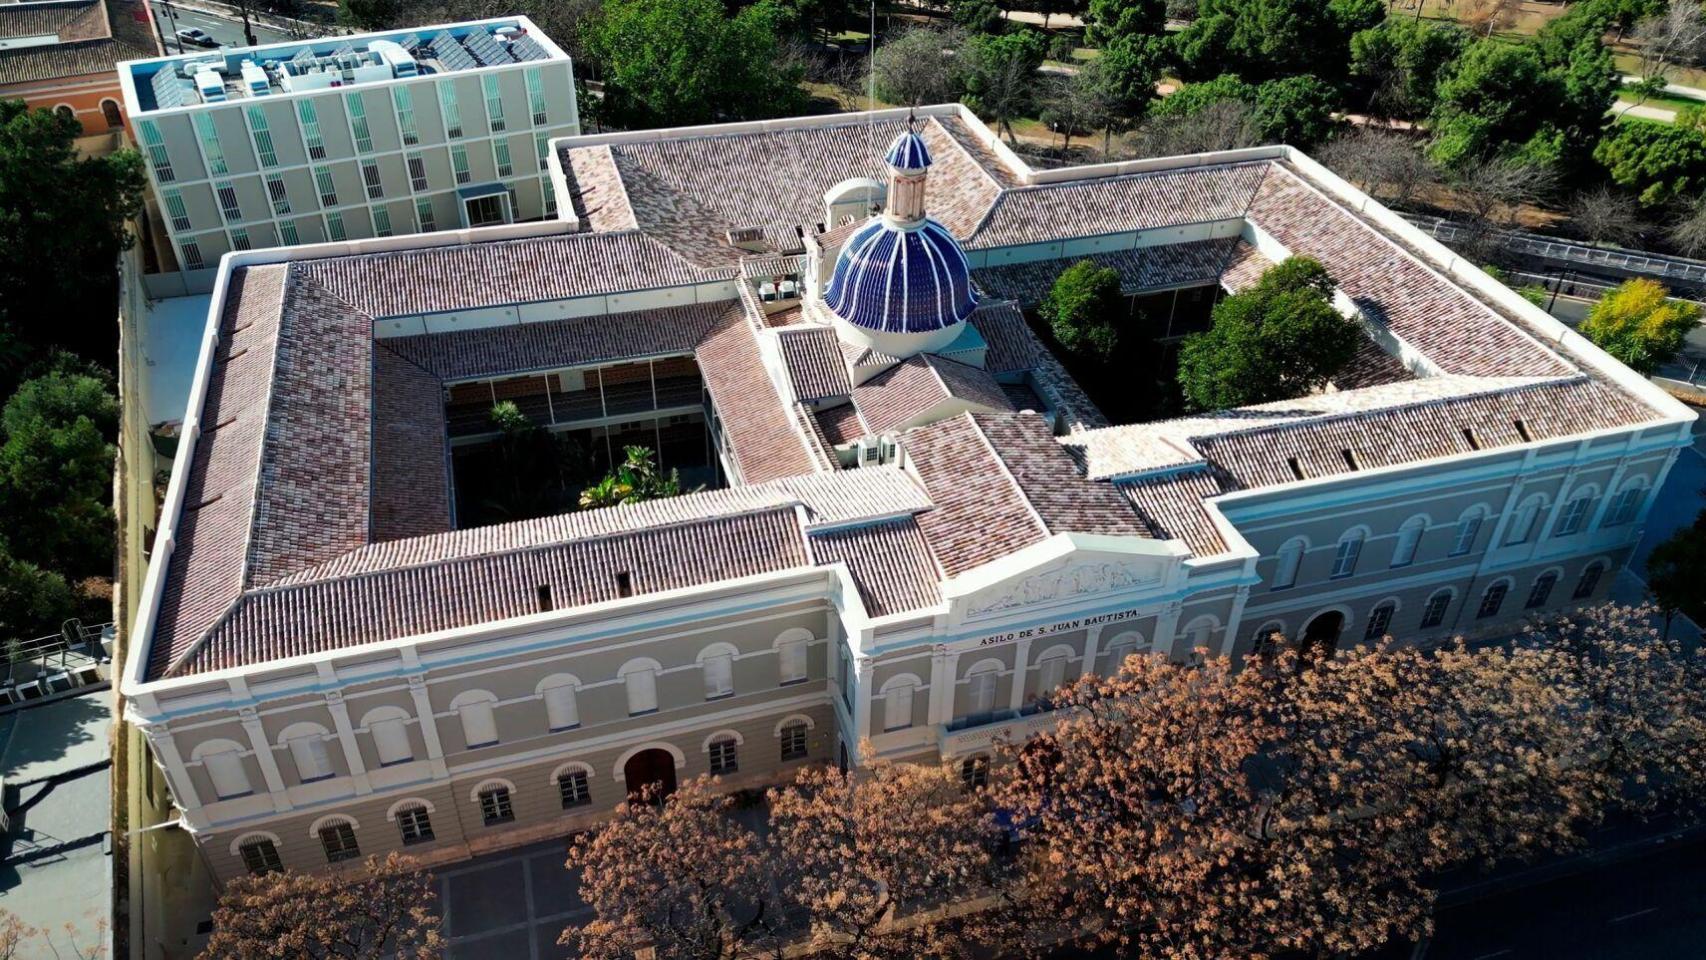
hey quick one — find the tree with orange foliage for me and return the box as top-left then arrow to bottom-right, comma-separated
561,778 -> 785,960
197,853 -> 442,960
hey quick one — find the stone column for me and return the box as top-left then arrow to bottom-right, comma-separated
323,689 -> 371,795
238,706 -> 290,813
144,724 -> 201,810
407,674 -> 448,779
1006,638 -> 1032,712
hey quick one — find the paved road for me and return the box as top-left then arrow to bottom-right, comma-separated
148,0 -> 297,52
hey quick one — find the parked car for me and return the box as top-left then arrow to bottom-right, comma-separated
176,28 -> 218,48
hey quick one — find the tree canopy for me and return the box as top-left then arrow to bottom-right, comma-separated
586,0 -> 806,128
1647,509 -> 1706,634
0,360 -> 118,582
1152,73 -> 1339,148
1349,18 -> 1470,121
1171,0 -> 1383,85
1593,120 -> 1706,207
579,445 -> 682,510
962,29 -> 1049,143
199,854 -> 443,960
1176,256 -> 1362,409
1579,277 -> 1700,373
1040,260 -> 1123,360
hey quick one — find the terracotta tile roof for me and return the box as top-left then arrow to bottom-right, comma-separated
381,301 -> 717,382
292,230 -> 715,320
0,0 -> 97,40
695,301 -> 822,483
741,254 -> 805,279
969,302 -> 1108,433
935,114 -> 1025,188
372,346 -> 452,542
1117,468 -> 1228,557
853,353 -> 1013,434
972,238 -> 1241,304
809,517 -> 943,617
1219,239 -> 1272,292
1335,333 -> 1417,389
970,412 -> 1150,540
968,162 -> 1271,249
794,402 -> 839,471
0,0 -> 154,85
175,507 -> 811,675
905,413 -> 1049,577
814,402 -> 867,445
778,326 -> 852,401
564,144 -> 638,232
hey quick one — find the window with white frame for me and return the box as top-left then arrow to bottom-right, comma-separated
624,664 -> 659,715
278,219 -> 300,245
283,725 -> 333,782
1103,632 -> 1144,675
702,650 -> 734,700
139,120 -> 174,181
162,188 -> 190,231
558,769 -> 591,808
1033,650 -> 1069,700
494,140 -> 514,178
325,210 -> 347,241
708,736 -> 739,774
438,81 -> 464,138
245,106 -> 277,167
1272,538 -> 1305,589
193,113 -> 226,175
1364,601 -> 1395,640
1184,617 -> 1215,651
1250,622 -> 1285,657
238,837 -> 282,875
1330,530 -> 1364,579
406,152 -> 428,191
1604,483 -> 1646,526
525,68 -> 547,124
1420,590 -> 1452,629
483,74 -> 506,131
882,678 -> 916,731
180,241 -> 204,270
361,160 -> 383,199
228,228 -> 251,251
780,721 -> 808,760
415,197 -> 436,232
1392,517 -> 1425,567
541,677 -> 580,731
1554,492 -> 1597,537
319,820 -> 360,862
450,145 -> 471,184
371,207 -> 392,237
1476,581 -> 1509,619
297,98 -> 327,158
366,710 -> 413,766
453,693 -> 499,748
201,744 -> 251,799
215,181 -> 241,222
396,803 -> 434,844
345,92 -> 373,153
960,755 -> 990,791
392,87 -> 419,145
964,663 -> 1000,722
265,173 -> 290,215
313,166 -> 337,206
477,785 -> 514,825
1505,495 -> 1545,545
778,633 -> 808,684
1525,571 -> 1559,609
1451,509 -> 1484,556
535,131 -> 551,170
1574,562 -> 1606,599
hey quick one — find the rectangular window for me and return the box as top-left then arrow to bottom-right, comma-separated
314,166 -> 337,206
162,188 -> 191,231
479,787 -> 514,825
406,152 -> 428,191
239,839 -> 282,875
415,197 -> 436,232
1420,592 -> 1450,629
265,173 -> 290,215
1554,495 -> 1596,537
278,219 -> 300,245
181,241 -> 204,270
371,717 -> 411,765
438,81 -> 463,138
194,113 -> 227,175
1476,582 -> 1508,619
708,738 -> 738,774
535,131 -> 550,171
371,206 -> 392,237
625,669 -> 658,715
393,86 -> 420,145
139,119 -> 174,181
215,180 -> 241,222
493,141 -> 513,178
228,227 -> 250,251
780,723 -> 808,761
397,805 -> 434,844
703,653 -> 734,700
345,92 -> 373,153
320,822 -> 360,863
525,68 -> 547,124
558,770 -> 591,808
245,106 -> 277,167
325,210 -> 346,241
297,99 -> 326,159
450,145 -> 471,184
542,179 -> 557,216
483,74 -> 505,132
361,160 -> 383,199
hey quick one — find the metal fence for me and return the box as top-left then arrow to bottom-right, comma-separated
1,620 -> 111,705
1403,214 -> 1706,289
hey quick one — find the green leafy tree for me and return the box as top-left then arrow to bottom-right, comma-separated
579,446 -> 682,510
1084,0 -> 1165,44
1040,260 -> 1123,361
337,0 -> 400,29
1171,0 -> 1382,84
1427,39 -> 1558,169
1579,277 -> 1700,374
1088,33 -> 1168,143
479,402 -> 593,522
587,0 -> 806,129
1177,256 -> 1361,409
950,0 -> 1007,34
0,360 -> 118,580
1593,120 -> 1706,207
1153,74 -> 1338,148
963,29 -> 1048,143
0,101 -> 145,377
1349,19 -> 1470,120
1647,509 -> 1706,636
0,545 -> 74,643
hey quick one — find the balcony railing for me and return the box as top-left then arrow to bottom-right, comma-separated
1,620 -> 111,705
448,375 -> 704,439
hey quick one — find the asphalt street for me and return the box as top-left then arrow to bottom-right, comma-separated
146,0 -> 300,52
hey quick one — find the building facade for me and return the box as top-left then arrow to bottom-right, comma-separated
117,17 -> 578,276
122,105 -> 1695,885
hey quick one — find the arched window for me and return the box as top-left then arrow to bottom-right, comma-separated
390,800 -> 435,845
776,628 -> 811,685
779,720 -> 809,761
963,660 -> 1002,723
699,643 -> 737,700
1331,528 -> 1366,579
960,755 -> 990,791
708,735 -> 739,774
1272,538 -> 1306,589
1554,488 -> 1599,537
235,834 -> 283,875
1573,561 -> 1607,600
1250,622 -> 1285,658
475,781 -> 515,825
1451,508 -> 1485,556
361,706 -> 414,766
1032,646 -> 1073,701
1102,631 -> 1145,675
53,104 -> 74,123
1181,616 -> 1218,651
194,740 -> 252,800
315,816 -> 360,863
100,99 -> 123,129
1420,589 -> 1453,629
1391,516 -> 1427,567
1476,580 -> 1511,620
1505,495 -> 1547,545
279,722 -> 334,783
554,764 -> 593,809
881,675 -> 919,731
1364,601 -> 1396,641
1525,571 -> 1560,609
450,691 -> 499,748
620,659 -> 660,716
1604,480 -> 1648,527
537,675 -> 581,732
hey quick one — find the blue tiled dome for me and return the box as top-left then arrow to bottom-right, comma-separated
884,129 -> 932,171
824,216 -> 975,335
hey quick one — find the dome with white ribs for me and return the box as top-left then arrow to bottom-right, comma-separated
823,216 -> 976,335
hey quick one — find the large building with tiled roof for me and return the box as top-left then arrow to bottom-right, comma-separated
123,103 -> 1694,884
0,0 -> 158,146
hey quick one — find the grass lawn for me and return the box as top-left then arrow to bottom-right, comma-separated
1616,90 -> 1704,112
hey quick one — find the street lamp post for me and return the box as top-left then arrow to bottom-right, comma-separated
159,0 -> 185,53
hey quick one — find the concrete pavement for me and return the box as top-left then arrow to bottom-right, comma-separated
148,0 -> 303,52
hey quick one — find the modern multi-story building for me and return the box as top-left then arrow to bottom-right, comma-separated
0,0 -> 159,151
116,17 -> 577,278
121,104 -> 1693,885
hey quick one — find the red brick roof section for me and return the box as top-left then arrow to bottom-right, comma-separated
809,517 -> 944,617
778,326 -> 852,401
1117,468 -> 1228,557
853,354 -> 1013,435
969,412 -> 1151,540
904,413 -> 1049,577
372,346 -> 453,542
968,161 -> 1271,249
694,302 -> 822,483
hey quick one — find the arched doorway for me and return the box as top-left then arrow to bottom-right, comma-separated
1300,611 -> 1345,663
623,748 -> 677,803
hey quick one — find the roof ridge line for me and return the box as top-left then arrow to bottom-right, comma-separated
962,411 -> 1051,539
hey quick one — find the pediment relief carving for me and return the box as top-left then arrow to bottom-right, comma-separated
966,560 -> 1163,617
